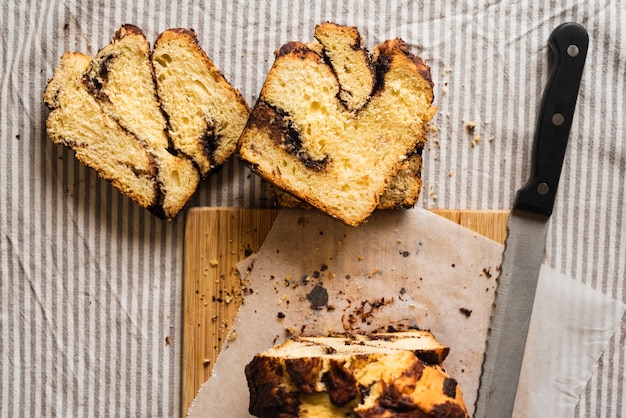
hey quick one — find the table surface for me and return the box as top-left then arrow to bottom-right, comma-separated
1,1 -> 625,417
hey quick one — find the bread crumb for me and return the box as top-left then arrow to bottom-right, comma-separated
277,294 -> 289,305
465,121 -> 476,132
459,307 -> 472,317
228,331 -> 237,341
471,135 -> 481,147
203,359 -> 211,367
209,259 -> 219,267
358,255 -> 364,261
165,336 -> 171,345
448,170 -> 454,177
482,266 -> 493,278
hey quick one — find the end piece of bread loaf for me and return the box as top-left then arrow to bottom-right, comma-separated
245,330 -> 469,418
238,22 -> 436,226
45,25 -> 247,219
152,28 -> 250,177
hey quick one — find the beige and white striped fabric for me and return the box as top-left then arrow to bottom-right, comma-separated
1,0 -> 624,416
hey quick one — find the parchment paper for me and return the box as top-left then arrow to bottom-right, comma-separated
189,208 -> 625,417
514,265 -> 625,417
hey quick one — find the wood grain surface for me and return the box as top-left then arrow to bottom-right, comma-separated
182,208 -> 508,416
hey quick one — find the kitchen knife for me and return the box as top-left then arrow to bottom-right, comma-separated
474,22 -> 588,418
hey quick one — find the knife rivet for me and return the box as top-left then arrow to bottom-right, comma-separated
537,182 -> 550,195
567,44 -> 579,57
552,113 -> 565,126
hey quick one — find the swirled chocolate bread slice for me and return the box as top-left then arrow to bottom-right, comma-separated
43,51 -> 159,210
45,25 -> 250,218
245,330 -> 469,418
238,22 -> 436,226
152,28 -> 250,178
83,25 -> 200,219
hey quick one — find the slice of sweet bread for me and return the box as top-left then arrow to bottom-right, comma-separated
238,22 -> 436,226
245,331 -> 468,418
45,25 -> 250,219
152,28 -> 250,178
43,51 -> 159,210
83,25 -> 200,219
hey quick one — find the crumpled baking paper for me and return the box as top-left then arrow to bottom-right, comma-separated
514,264 -> 625,417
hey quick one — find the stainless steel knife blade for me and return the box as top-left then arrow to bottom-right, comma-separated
475,22 -> 588,418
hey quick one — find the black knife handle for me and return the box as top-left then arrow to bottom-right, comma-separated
514,22 -> 588,216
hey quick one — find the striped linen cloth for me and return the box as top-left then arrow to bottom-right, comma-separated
1,0 -> 624,416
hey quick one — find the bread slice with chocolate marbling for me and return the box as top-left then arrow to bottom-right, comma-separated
245,330 -> 469,418
45,25 -> 251,219
83,24 -> 200,219
238,22 -> 436,226
152,28 -> 250,178
44,51 -> 159,210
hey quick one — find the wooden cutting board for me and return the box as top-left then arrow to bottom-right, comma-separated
181,207 -> 509,416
